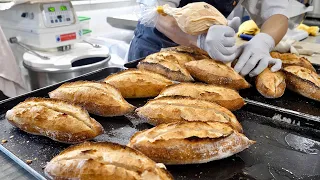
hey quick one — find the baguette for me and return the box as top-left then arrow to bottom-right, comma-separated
104,69 -> 173,98
255,68 -> 286,99
270,52 -> 316,72
136,96 -> 243,132
5,98 -> 103,143
49,81 -> 135,117
137,52 -> 194,82
44,141 -> 173,180
161,45 -> 210,60
185,59 -> 251,90
128,122 -> 255,165
283,66 -> 320,101
156,83 -> 244,111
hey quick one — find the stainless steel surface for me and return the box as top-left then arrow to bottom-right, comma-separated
0,145 -> 45,180
24,55 -> 111,90
107,16 -> 138,30
307,0 -> 320,18
0,151 -> 34,180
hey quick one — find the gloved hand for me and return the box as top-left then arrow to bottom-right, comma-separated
234,33 -> 282,77
197,17 -> 240,63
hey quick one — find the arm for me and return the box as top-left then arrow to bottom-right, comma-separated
260,14 -> 288,45
155,15 -> 198,47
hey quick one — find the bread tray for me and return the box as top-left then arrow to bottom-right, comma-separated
0,67 -> 320,180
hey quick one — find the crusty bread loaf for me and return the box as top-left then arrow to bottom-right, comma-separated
270,52 -> 316,72
104,69 -> 173,98
162,2 -> 228,35
161,46 -> 210,60
128,122 -> 254,165
49,81 -> 135,117
255,68 -> 286,99
44,141 -> 173,180
156,83 -> 244,111
137,52 -> 194,82
5,98 -> 103,143
136,96 -> 243,132
185,59 -> 251,90
283,66 -> 320,101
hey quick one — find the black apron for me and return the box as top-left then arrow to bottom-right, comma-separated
128,0 -> 239,61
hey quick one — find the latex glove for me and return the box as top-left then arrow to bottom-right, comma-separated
228,17 -> 241,33
234,33 -> 282,77
197,18 -> 240,62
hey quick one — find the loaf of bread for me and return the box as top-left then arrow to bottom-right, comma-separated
49,81 -> 135,117
161,2 -> 227,35
5,98 -> 103,143
138,52 -> 194,82
283,66 -> 320,101
161,46 -> 210,60
44,141 -> 173,180
128,122 -> 254,165
255,68 -> 286,99
270,52 -> 316,72
104,69 -> 173,98
136,96 -> 242,132
185,59 -> 251,90
156,83 -> 244,111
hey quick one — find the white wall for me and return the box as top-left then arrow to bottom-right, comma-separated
73,0 -> 137,41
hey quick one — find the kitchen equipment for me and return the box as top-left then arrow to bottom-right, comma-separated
284,0 -> 314,41
0,1 -> 110,90
307,0 -> 320,19
0,67 -> 319,180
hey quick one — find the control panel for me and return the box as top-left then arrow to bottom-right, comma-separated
42,2 -> 76,28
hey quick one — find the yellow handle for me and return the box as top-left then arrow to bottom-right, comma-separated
157,6 -> 167,16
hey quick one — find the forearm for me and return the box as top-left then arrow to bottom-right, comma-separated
155,15 -> 198,47
260,14 -> 288,45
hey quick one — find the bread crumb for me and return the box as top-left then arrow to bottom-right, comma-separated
9,136 -> 14,139
26,160 -> 32,164
1,139 -> 7,144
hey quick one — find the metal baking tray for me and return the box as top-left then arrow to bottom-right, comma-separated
0,67 -> 320,180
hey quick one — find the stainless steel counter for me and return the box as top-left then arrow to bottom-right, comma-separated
0,151 -> 34,180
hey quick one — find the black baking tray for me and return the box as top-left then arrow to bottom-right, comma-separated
125,58 -> 320,130
0,67 -> 320,180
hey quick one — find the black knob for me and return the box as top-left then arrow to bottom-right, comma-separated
21,12 -> 28,18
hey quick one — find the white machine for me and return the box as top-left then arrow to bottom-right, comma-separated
0,1 -> 110,90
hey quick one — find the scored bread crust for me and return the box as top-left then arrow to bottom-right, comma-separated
137,52 -> 194,82
104,69 -> 173,98
156,83 -> 245,111
49,81 -> 135,117
136,96 -> 243,132
161,46 -> 210,60
44,141 -> 173,180
128,122 -> 254,165
283,66 -> 320,101
270,52 -> 316,72
5,98 -> 103,143
185,59 -> 251,90
255,68 -> 286,99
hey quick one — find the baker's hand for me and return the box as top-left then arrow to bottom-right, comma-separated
234,33 -> 282,77
197,17 -> 241,63
228,17 -> 241,33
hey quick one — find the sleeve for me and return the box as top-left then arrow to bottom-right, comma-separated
136,0 -> 180,7
241,0 -> 289,26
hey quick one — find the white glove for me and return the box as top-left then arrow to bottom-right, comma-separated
227,17 -> 241,33
234,33 -> 282,77
197,17 -> 240,63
